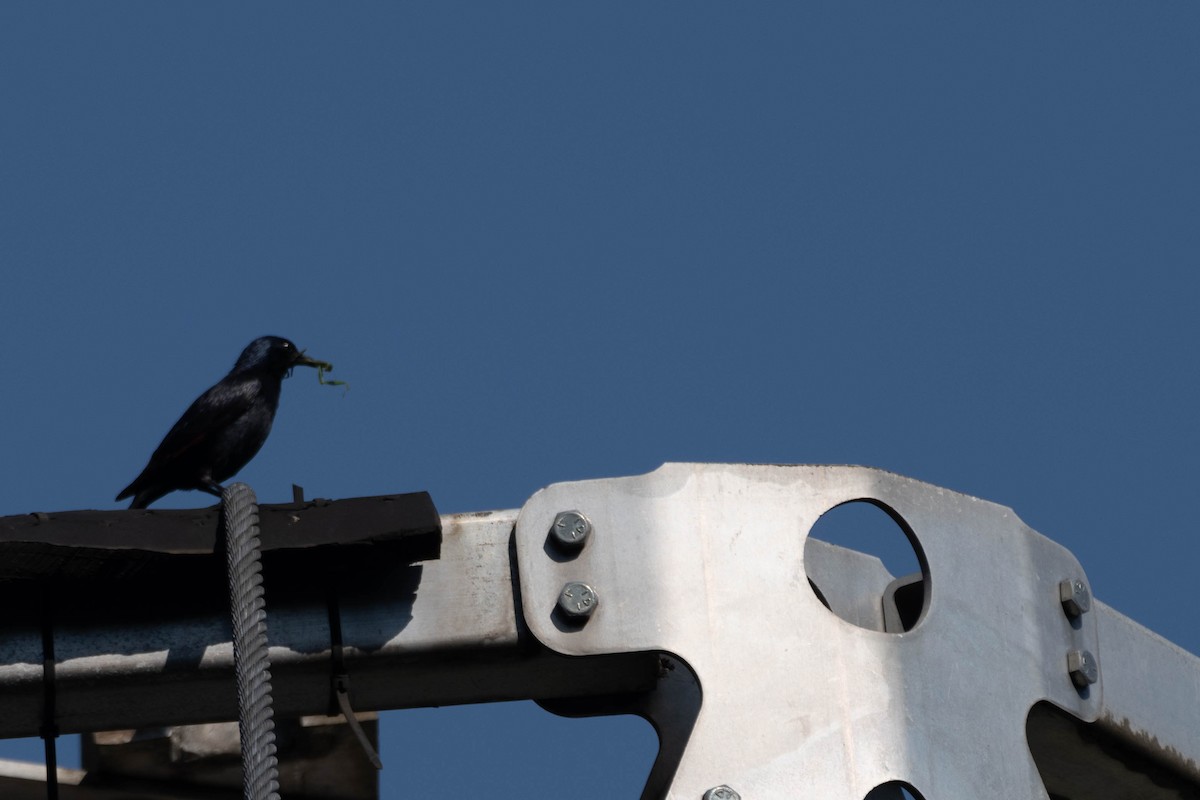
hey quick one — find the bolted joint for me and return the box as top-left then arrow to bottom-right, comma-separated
703,786 -> 741,800
557,582 -> 599,619
550,510 -> 593,551
1067,649 -> 1099,688
1059,578 -> 1091,618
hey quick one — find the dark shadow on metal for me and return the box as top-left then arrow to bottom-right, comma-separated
882,572 -> 924,634
0,491 -> 442,582
0,492 -> 441,652
1026,701 -> 1200,800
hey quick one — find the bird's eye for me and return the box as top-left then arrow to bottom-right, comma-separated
282,342 -> 292,349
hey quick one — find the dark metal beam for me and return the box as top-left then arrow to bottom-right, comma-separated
0,492 -> 441,581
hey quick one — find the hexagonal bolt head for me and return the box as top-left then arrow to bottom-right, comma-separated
1067,649 -> 1099,687
557,582 -> 599,619
550,510 -> 593,551
703,786 -> 741,800
1059,578 -> 1092,618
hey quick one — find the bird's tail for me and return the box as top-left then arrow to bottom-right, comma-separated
116,481 -> 158,509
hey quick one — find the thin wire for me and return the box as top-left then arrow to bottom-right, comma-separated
40,589 -> 58,800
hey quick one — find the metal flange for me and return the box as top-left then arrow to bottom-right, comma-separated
514,463 -> 1101,799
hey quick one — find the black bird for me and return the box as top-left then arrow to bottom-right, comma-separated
116,336 -> 325,509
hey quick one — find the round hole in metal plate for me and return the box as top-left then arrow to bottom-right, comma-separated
803,499 -> 928,633
864,781 -> 927,800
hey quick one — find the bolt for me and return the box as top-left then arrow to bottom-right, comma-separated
703,787 -> 741,800
1067,649 -> 1099,687
557,581 -> 599,619
1059,578 -> 1091,618
550,510 -> 593,551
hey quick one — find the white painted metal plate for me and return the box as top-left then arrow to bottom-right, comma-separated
515,463 -> 1100,799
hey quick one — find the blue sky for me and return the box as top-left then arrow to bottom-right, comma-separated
2,3 -> 1198,797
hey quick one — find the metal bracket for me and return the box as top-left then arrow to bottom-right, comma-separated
514,463 -> 1100,799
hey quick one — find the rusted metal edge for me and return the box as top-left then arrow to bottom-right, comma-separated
1092,601 -> 1200,784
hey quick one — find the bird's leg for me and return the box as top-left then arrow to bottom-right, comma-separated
200,478 -> 225,498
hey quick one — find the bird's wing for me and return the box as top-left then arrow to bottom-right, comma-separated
148,378 -> 261,468
117,377 -> 262,499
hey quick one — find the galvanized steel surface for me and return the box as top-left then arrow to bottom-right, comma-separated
515,463 -> 1104,799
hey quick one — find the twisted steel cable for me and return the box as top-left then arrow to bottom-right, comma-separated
221,483 -> 280,800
